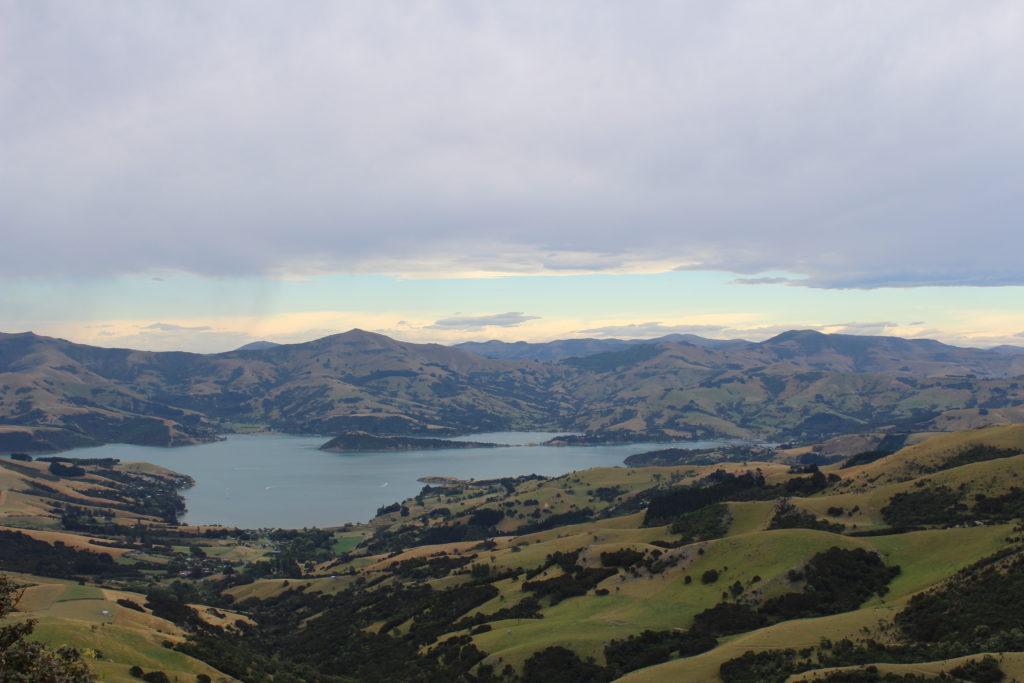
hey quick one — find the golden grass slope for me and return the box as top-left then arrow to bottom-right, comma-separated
0,455 -> 190,529
329,428 -> 1024,679
834,423 -> 1024,487
787,652 -> 1024,682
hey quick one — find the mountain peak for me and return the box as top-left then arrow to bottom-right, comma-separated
763,329 -> 827,344
337,328 -> 386,339
234,340 -> 281,352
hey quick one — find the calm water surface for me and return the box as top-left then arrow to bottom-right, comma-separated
70,433 -> 736,528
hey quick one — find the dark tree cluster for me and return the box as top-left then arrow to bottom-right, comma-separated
0,529 -> 138,579
669,502 -> 732,542
522,566 -> 617,605
768,498 -> 846,533
603,629 -> 717,677
694,547 -> 900,636
47,460 -> 87,477
718,548 -> 1024,682
881,486 -> 965,527
936,444 -> 1023,472
644,468 -> 836,528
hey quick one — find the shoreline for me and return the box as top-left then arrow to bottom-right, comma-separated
9,433 -> 746,530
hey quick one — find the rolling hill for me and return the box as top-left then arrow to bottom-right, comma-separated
454,334 -> 747,361
1,329 -> 1023,450
5,426 -> 1024,680
0,330 -> 569,449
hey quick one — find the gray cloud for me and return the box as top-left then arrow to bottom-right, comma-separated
1016,332 -> 1024,338
143,322 -> 211,332
428,312 -> 540,330
576,322 -> 726,339
2,2 -> 1023,288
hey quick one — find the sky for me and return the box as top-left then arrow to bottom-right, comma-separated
2,1 -> 1023,353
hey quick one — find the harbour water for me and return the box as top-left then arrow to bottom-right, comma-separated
67,433 -> 736,528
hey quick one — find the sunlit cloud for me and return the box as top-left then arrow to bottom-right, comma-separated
821,322 -> 899,337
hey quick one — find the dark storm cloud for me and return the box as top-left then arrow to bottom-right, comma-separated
2,1 -> 1022,288
428,312 -> 540,330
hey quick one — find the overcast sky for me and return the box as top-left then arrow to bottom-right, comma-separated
2,1 -> 1023,352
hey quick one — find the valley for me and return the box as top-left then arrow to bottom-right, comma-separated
4,329 -> 1024,681
6,5 -> 1019,681
4,424 -> 1024,681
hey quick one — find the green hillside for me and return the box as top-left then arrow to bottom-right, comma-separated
4,426 -> 1024,681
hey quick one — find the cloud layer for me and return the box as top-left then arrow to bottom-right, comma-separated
576,322 -> 727,338
428,312 -> 540,330
3,2 -> 1023,288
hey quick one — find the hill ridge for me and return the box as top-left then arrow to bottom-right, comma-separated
2,328 -> 1024,450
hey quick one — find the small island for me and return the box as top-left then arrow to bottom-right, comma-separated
319,431 -> 504,452
541,429 -> 689,446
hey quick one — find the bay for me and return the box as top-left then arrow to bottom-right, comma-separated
68,433 -> 737,528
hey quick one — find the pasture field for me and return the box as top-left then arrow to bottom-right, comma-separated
8,572 -> 234,682
5,425 -> 1024,681
787,652 -> 1024,681
618,607 -> 898,682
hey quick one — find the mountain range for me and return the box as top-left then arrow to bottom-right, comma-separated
2,328 -> 1024,450
453,333 -> 747,360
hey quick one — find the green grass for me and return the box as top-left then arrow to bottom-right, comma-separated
56,584 -> 104,601
5,572 -> 232,682
790,652 -> 1024,682
613,523 -> 1015,682
463,521 -> 1014,677
618,606 -> 895,683
864,524 -> 1012,604
23,617 -> 228,682
332,534 -> 367,554
470,528 -> 867,667
726,501 -> 772,535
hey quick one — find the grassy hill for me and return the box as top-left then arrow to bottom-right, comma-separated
0,330 -> 568,449
5,571 -> 239,682
4,427 -> 1024,679
3,328 -> 1024,449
